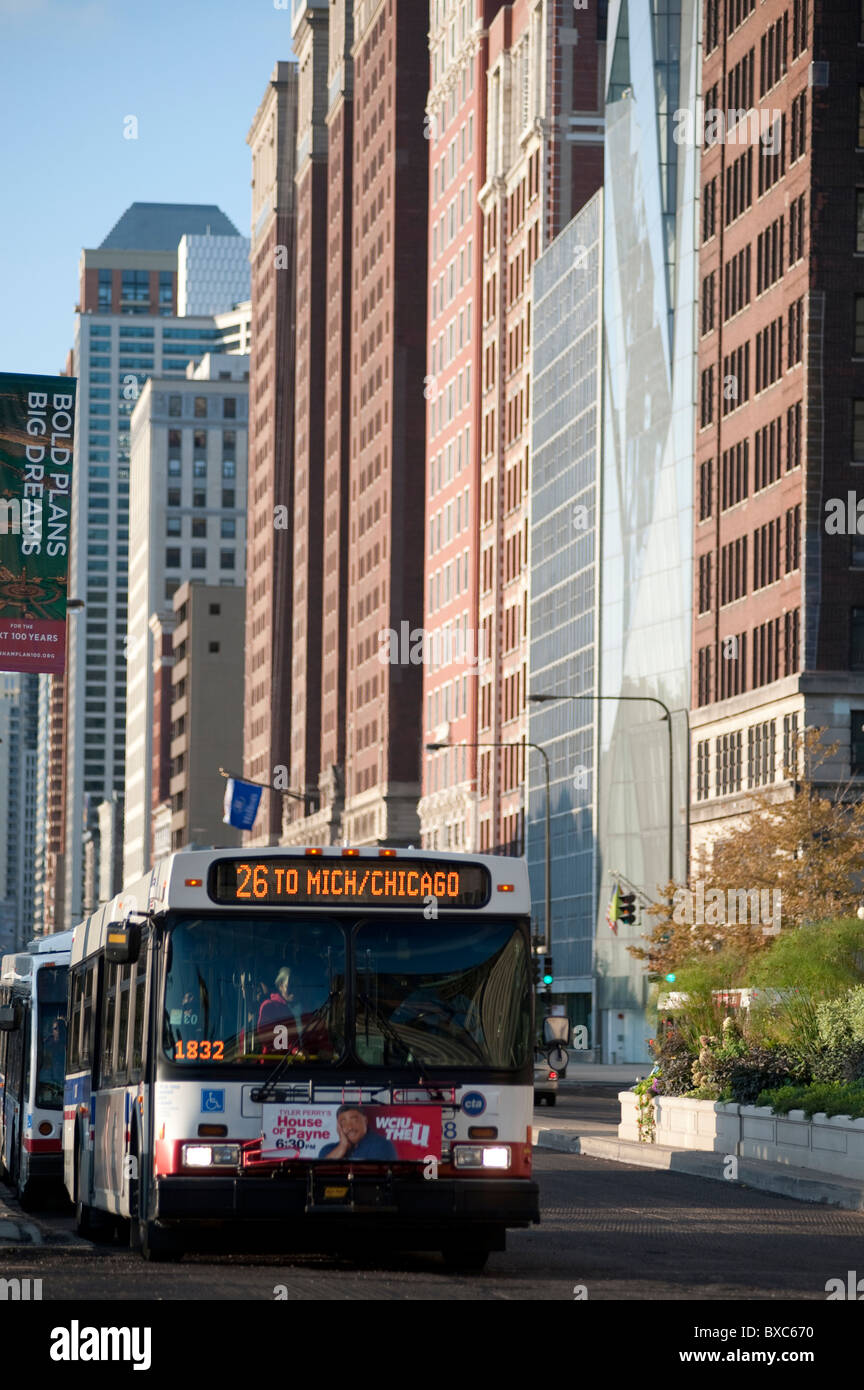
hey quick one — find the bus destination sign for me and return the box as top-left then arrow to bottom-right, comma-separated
209,858 -> 491,909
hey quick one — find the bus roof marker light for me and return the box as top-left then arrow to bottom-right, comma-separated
497,884 -> 515,893
305,847 -> 323,856
342,848 -> 360,856
379,848 -> 398,857
185,878 -> 203,887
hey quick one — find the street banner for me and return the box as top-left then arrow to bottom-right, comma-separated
606,882 -> 621,935
0,372 -> 76,674
261,1103 -> 442,1162
223,777 -> 263,830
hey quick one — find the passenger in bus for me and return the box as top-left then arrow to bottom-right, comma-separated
319,1105 -> 397,1161
257,967 -> 301,1054
39,1017 -> 66,1083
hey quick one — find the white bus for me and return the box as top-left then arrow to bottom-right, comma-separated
0,930 -> 73,1206
64,847 -> 539,1266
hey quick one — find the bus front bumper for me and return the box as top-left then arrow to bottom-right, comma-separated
153,1173 -> 540,1234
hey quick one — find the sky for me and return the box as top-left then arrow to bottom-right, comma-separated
0,0 -> 296,376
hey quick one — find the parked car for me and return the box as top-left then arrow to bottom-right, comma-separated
533,1051 -> 559,1106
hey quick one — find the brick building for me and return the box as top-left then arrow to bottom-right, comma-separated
244,63 -> 299,842
691,0 -> 864,853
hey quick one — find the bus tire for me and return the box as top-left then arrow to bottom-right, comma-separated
139,1220 -> 182,1263
440,1242 -> 491,1272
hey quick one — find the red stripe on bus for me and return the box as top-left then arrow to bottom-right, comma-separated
23,1138 -> 61,1154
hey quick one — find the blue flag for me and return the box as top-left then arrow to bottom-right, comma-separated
223,778 -> 262,830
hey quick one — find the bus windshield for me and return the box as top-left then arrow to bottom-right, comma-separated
35,965 -> 68,1109
163,917 -> 347,1065
162,914 -> 529,1071
355,919 -> 530,1068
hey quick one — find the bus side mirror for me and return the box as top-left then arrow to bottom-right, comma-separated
0,1003 -> 21,1031
105,920 -> 141,966
542,1015 -> 571,1045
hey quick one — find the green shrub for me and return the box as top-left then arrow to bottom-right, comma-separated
757,1079 -> 864,1119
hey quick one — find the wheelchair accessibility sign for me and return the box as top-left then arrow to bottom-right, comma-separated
201,1089 -> 225,1114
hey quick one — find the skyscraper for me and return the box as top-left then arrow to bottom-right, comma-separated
691,0 -> 863,856
282,0 -> 430,849
60,203 -> 242,926
244,62 -> 299,843
423,1 -> 604,859
123,355 -> 248,881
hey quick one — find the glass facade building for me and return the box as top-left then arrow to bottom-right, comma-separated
527,191 -> 603,1040
594,0 -> 699,1062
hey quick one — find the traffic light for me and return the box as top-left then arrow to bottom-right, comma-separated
542,956 -> 554,988
619,893 -> 636,925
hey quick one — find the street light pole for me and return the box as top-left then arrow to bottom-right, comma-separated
529,691 -> 679,889
426,738 -> 551,952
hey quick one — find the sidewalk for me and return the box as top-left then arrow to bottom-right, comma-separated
533,1104 -> 864,1214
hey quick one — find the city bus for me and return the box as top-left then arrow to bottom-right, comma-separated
0,930 -> 73,1206
64,847 -> 539,1266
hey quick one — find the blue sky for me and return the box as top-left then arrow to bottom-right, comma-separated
0,0 -> 295,376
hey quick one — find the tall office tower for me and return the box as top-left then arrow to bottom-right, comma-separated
168,582 -> 246,852
31,673 -> 52,934
177,233 -> 251,316
289,2 -> 330,835
419,0 -> 505,854
592,0 -> 700,1063
39,663 -> 67,935
149,611 -> 175,866
282,0 -> 430,849
424,0 -> 604,859
60,202 -> 242,927
244,62 -> 299,843
527,190 -> 602,1038
123,356 -> 248,882
316,0 -> 355,839
692,0 -> 864,854
0,674 -> 38,953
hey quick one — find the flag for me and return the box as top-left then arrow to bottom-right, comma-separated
223,778 -> 262,830
606,883 -> 621,935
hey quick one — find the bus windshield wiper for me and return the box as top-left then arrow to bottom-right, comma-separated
357,992 -> 420,1066
251,989 -> 340,1102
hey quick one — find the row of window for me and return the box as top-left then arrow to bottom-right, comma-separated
695,713 -> 801,801
698,506 -> 800,612
700,305 -> 803,426
696,610 -> 801,704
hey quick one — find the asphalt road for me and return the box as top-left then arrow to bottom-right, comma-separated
3,1089 -> 863,1302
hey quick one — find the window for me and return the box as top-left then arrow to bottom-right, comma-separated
159,271 -> 173,309
748,721 -> 776,788
222,490 -> 235,508
191,549 -> 206,569
785,504 -> 801,572
699,458 -> 713,521
169,396 -> 182,417
788,298 -> 804,367
223,397 -> 236,419
168,458 -> 181,477
193,459 -> 207,478
166,548 -> 181,569
220,518 -> 236,539
788,194 -> 805,263
194,397 -> 207,418
787,401 -> 802,469
792,0 -> 808,58
209,603 -> 221,616
209,641 -> 221,654
121,269 -> 150,304
97,269 -> 112,309
701,272 -> 715,335
167,488 -> 181,508
852,711 -> 864,775
703,177 -> 717,243
856,297 -> 864,356
857,192 -> 864,253
696,740 -> 711,800
789,90 -> 807,163
191,518 -> 207,538
194,490 -> 206,508
700,366 -> 714,428
222,458 -> 235,479
166,517 -> 181,536
715,731 -> 743,796
220,550 -> 235,570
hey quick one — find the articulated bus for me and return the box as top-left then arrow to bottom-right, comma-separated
64,847 -> 539,1265
0,930 -> 73,1206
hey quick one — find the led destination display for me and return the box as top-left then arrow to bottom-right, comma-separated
209,857 -> 491,908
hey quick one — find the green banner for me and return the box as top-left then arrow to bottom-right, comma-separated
0,372 -> 76,673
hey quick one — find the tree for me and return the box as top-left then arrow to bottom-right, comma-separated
628,728 -> 864,977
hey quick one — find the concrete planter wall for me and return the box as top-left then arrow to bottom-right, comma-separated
618,1090 -> 864,1180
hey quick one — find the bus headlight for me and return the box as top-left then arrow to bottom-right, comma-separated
182,1144 -> 240,1168
453,1144 -> 511,1170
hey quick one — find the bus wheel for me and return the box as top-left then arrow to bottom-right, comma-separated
139,1220 -> 182,1263
440,1243 -> 491,1272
